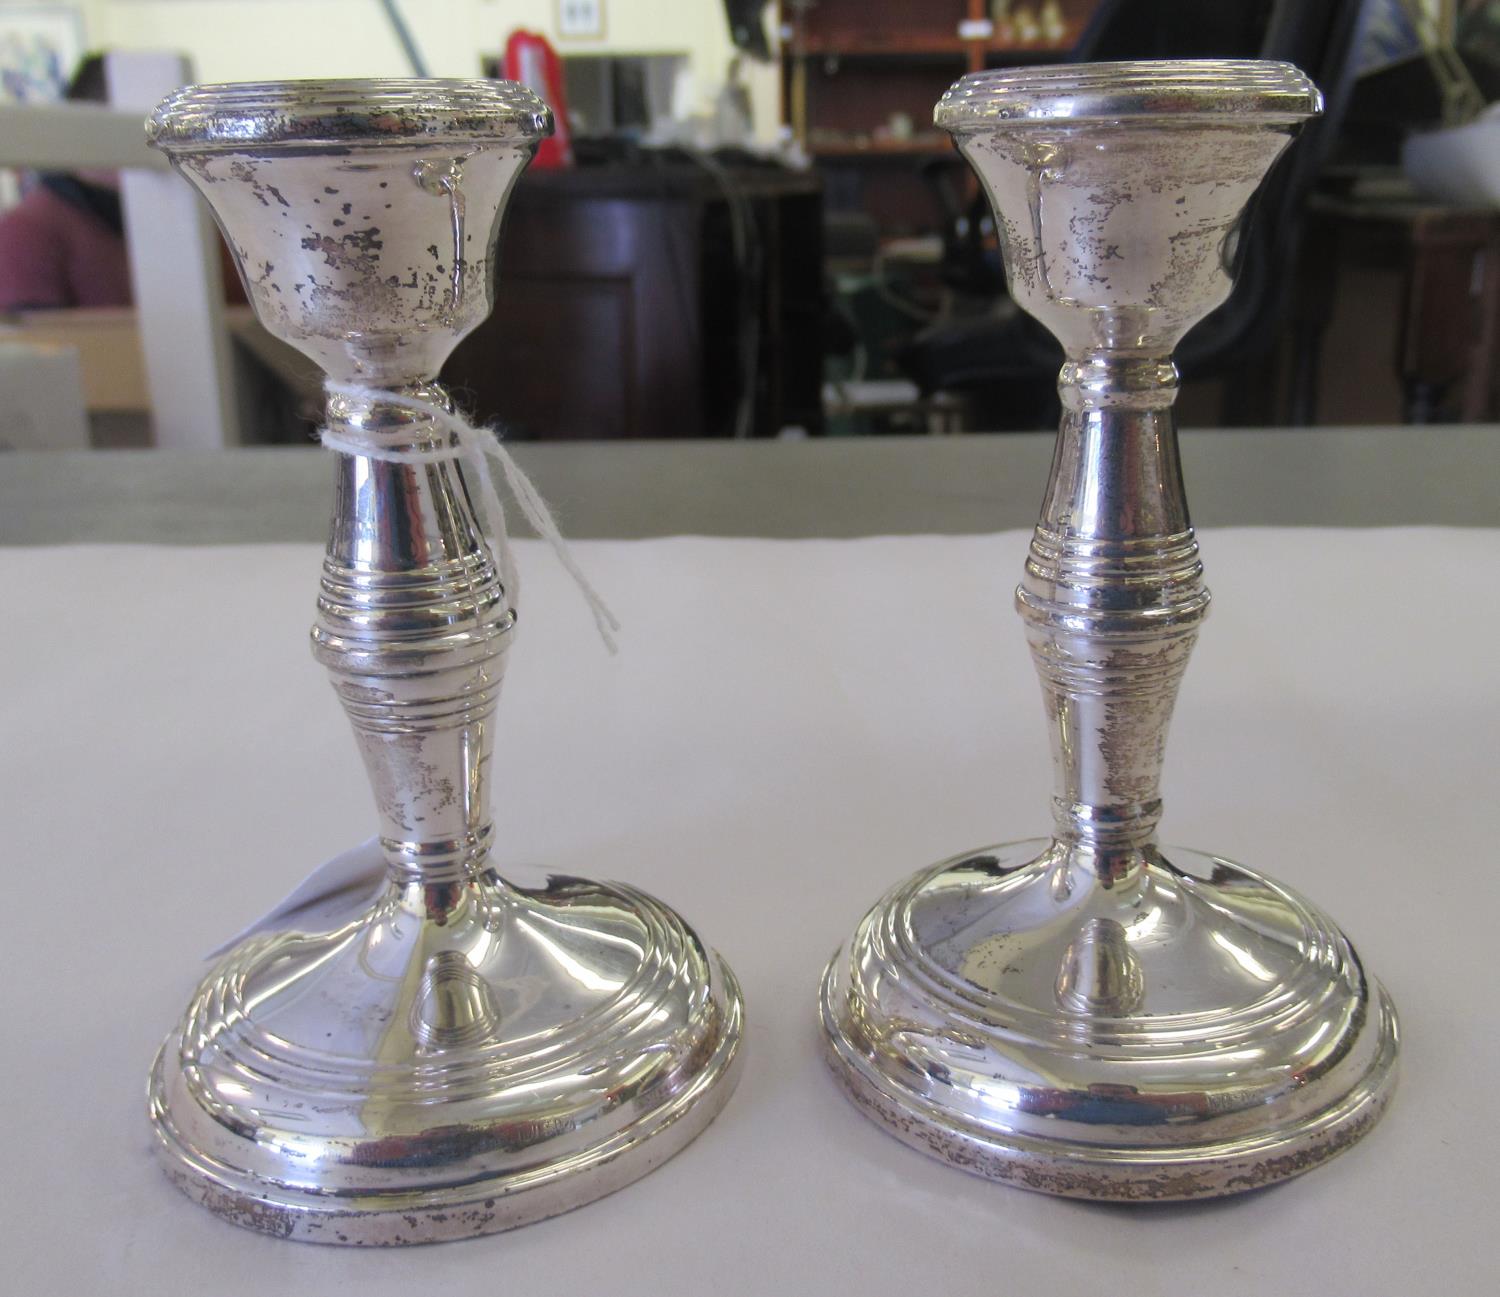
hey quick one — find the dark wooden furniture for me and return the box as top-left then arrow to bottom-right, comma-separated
1400,208 -> 1500,422
1303,191 -> 1500,424
445,162 -> 823,439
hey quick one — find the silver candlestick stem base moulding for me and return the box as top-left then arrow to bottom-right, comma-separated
820,62 -> 1398,1200
144,81 -> 742,1244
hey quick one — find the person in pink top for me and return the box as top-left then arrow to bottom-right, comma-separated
0,55 -> 133,311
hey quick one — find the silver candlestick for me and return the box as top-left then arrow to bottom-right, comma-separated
820,62 -> 1398,1200
145,80 -> 742,1244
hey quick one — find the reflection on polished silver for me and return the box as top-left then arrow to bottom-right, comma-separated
144,80 -> 742,1244
820,62 -> 1398,1201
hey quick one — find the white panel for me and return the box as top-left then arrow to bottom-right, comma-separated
0,102 -> 170,171
107,50 -> 239,448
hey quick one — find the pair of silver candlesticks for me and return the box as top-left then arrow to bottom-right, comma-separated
144,62 -> 1398,1244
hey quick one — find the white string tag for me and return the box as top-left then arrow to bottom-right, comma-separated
204,837 -> 387,959
319,382 -> 621,653
201,389 -> 621,959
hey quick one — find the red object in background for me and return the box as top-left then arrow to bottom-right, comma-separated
503,30 -> 573,168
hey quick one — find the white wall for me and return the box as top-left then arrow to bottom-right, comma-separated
54,0 -> 780,140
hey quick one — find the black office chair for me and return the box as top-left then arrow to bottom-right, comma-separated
900,0 -> 1372,429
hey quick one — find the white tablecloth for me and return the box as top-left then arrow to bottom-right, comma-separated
4,530 -> 1497,1293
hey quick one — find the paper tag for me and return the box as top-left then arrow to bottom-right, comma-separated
205,837 -> 388,959
957,18 -> 994,39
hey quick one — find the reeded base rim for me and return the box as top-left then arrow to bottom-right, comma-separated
150,989 -> 743,1244
820,840 -> 1399,1201
148,871 -> 745,1244
821,973 -> 1396,1201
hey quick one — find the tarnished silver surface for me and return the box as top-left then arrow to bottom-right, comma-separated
821,62 -> 1398,1200
145,80 -> 743,1244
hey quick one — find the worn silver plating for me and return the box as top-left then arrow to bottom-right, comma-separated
820,62 -> 1398,1200
145,80 -> 743,1244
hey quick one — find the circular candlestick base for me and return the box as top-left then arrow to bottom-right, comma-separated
149,871 -> 743,1244
820,839 -> 1397,1201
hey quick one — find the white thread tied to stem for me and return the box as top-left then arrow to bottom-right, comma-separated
320,382 -> 620,653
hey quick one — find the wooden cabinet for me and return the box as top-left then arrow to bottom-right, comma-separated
446,164 -> 823,439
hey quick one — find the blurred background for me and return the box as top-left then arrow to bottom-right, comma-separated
3,0 -> 1500,450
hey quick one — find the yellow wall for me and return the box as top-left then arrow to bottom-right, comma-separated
50,0 -> 780,141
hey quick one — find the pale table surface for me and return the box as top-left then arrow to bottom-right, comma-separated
2,528 -> 1496,1294
1,424 -> 1497,543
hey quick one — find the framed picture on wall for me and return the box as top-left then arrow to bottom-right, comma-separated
0,6 -> 86,209
0,5 -> 85,103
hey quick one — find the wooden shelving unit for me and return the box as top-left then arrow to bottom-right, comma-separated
783,0 -> 1098,236
796,33 -> 1080,60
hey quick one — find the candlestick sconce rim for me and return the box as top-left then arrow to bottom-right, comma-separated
146,78 -> 553,155
935,59 -> 1322,132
